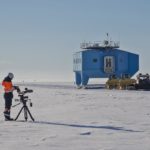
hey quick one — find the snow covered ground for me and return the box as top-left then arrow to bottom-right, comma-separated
0,82 -> 150,150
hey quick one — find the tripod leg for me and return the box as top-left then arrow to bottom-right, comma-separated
26,107 -> 35,121
15,106 -> 24,121
24,107 -> 28,121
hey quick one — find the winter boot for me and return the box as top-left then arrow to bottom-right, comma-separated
8,111 -> 14,121
4,111 -> 14,121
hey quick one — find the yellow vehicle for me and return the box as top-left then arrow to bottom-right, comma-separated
106,74 -> 136,90
106,75 -> 119,89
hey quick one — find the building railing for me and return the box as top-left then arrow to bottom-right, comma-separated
80,40 -> 120,49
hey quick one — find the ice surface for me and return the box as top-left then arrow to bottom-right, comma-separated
0,82 -> 150,150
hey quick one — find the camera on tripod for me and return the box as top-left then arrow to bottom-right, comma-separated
13,86 -> 35,121
17,87 -> 33,107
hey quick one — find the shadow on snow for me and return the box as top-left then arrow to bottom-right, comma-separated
28,121 -> 142,132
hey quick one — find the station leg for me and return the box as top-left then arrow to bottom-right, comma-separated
81,74 -> 89,87
75,73 -> 82,87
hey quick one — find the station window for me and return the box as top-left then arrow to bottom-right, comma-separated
93,58 -> 98,63
74,58 -> 81,64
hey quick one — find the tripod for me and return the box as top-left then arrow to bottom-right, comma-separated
13,87 -> 34,121
15,99 -> 35,121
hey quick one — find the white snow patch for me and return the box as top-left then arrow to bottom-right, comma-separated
0,82 -> 150,150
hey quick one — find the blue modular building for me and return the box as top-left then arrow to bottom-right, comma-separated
73,40 -> 139,86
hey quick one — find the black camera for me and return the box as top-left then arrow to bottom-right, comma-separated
18,87 -> 33,95
18,88 -> 33,105
14,87 -> 33,106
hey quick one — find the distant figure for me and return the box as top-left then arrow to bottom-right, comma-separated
2,73 -> 17,121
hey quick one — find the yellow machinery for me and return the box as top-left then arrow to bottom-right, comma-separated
106,74 -> 136,90
106,79 -> 120,89
119,78 -> 136,90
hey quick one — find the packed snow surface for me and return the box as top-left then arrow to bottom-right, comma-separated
0,83 -> 150,150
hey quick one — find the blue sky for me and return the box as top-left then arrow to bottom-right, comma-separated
0,0 -> 150,82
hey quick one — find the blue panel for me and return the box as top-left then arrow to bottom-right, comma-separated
82,50 -> 102,70
117,51 -> 128,73
128,53 -> 139,76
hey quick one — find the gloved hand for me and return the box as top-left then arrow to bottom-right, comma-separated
13,86 -> 21,93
